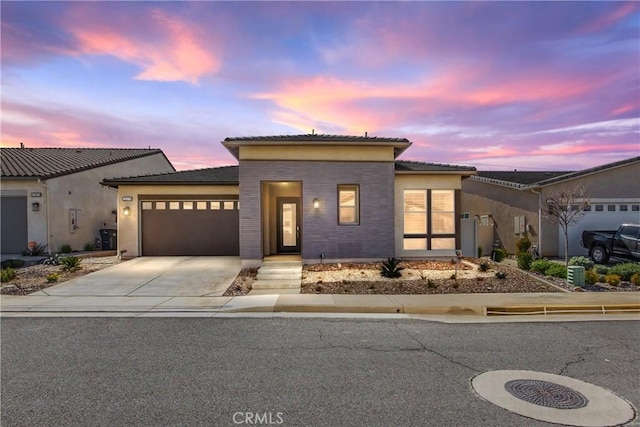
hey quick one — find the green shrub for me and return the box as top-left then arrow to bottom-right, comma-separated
530,259 -> 553,274
380,257 -> 403,278
569,256 -> 594,271
595,265 -> 609,275
585,269 -> 599,285
83,243 -> 95,252
46,272 -> 60,283
1,259 -> 25,269
25,242 -> 48,256
598,275 -> 606,283
478,261 -> 490,272
516,237 -> 531,255
630,273 -> 640,286
495,271 -> 507,279
477,246 -> 483,258
1,267 -> 16,283
59,244 -> 73,254
492,248 -> 507,262
605,274 -> 621,286
608,263 -> 640,281
517,253 -> 533,270
545,263 -> 567,279
59,256 -> 82,272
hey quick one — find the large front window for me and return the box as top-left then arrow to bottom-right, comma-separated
403,189 -> 455,250
338,185 -> 359,225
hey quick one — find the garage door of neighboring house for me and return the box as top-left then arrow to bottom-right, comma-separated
141,199 -> 239,256
1,196 -> 28,254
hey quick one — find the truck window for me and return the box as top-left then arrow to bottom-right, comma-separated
619,226 -> 640,239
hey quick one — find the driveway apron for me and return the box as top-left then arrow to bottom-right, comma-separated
42,257 -> 241,297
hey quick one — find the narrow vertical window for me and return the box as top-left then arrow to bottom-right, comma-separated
403,190 -> 427,250
338,185 -> 359,225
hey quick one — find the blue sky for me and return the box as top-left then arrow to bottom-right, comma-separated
2,1 -> 639,171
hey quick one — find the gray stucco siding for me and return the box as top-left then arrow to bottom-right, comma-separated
239,161 -> 395,260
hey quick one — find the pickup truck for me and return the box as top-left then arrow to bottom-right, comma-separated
581,224 -> 640,264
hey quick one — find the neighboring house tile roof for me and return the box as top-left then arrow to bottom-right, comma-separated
102,165 -> 239,187
395,160 -> 476,173
1,148 -> 173,179
469,156 -> 640,189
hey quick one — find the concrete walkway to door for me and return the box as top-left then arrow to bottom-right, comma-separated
36,257 -> 241,297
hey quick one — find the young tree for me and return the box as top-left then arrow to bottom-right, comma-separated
542,184 -> 591,269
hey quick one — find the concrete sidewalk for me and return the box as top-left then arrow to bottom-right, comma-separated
2,292 -> 639,318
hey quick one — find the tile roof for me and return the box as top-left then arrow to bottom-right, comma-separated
224,134 -> 410,143
1,148 -> 171,179
102,165 -> 239,187
395,160 -> 476,173
469,156 -> 640,189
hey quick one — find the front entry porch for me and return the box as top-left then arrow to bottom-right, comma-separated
261,181 -> 302,257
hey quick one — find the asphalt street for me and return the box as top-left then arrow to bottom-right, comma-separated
2,318 -> 639,427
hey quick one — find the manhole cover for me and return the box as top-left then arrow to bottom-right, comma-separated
471,370 -> 636,427
504,379 -> 588,409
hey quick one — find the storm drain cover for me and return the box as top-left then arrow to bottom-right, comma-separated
504,379 -> 588,409
471,370 -> 636,427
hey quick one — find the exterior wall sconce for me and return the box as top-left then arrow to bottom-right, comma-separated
123,206 -> 131,216
32,202 -> 40,211
313,198 -> 320,209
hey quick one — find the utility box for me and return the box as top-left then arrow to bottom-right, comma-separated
99,229 -> 117,251
567,266 -> 585,286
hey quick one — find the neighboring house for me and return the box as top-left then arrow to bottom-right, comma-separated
461,156 -> 640,258
103,134 -> 476,266
0,148 -> 175,254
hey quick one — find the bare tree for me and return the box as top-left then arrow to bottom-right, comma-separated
542,184 -> 591,269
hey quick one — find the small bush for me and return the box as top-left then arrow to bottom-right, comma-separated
605,274 -> 621,286
630,273 -> 640,286
569,256 -> 594,271
531,259 -> 553,274
427,280 -> 437,289
1,259 -> 25,269
516,237 -> 531,255
450,273 -> 457,280
545,263 -> 567,279
59,256 -> 82,272
608,263 -> 640,281
495,271 -> 507,279
25,242 -> 48,256
83,243 -> 95,252
478,261 -> 490,272
477,246 -> 483,258
585,269 -> 599,285
594,265 -> 609,275
598,275 -> 606,283
380,257 -> 404,278
59,244 -> 73,254
492,248 -> 507,262
46,272 -> 60,283
42,254 -> 61,265
517,253 -> 533,271
1,267 -> 16,283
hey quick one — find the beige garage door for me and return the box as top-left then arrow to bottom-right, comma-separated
141,199 -> 239,256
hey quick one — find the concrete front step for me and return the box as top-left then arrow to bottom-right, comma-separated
257,273 -> 302,281
261,261 -> 303,268
252,279 -> 302,290
258,266 -> 303,273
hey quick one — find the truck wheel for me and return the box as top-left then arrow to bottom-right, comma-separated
590,246 -> 609,264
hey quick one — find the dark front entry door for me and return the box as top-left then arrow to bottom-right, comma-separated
277,198 -> 300,253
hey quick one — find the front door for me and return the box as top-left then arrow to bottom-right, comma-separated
277,198 -> 300,253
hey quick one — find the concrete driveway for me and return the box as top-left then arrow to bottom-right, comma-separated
41,257 -> 241,297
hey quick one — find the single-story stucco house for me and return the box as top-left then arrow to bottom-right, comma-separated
102,134 -> 477,266
0,147 -> 174,254
461,156 -> 640,258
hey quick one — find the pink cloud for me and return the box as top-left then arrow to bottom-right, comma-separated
70,9 -> 219,84
577,2 -> 639,34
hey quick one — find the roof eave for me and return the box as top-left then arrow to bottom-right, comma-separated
395,170 -> 476,176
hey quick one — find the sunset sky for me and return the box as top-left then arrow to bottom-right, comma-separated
2,1 -> 639,171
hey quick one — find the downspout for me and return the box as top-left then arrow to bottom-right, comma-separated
531,188 -> 542,256
37,179 -> 51,255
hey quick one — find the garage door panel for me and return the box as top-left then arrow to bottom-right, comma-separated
142,200 -> 239,256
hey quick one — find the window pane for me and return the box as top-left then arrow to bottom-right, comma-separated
339,207 -> 356,223
183,201 -> 193,210
432,213 -> 455,233
431,238 -> 455,250
196,201 -> 207,210
595,205 -> 603,211
620,205 -> 628,211
404,190 -> 426,211
404,212 -> 426,234
211,201 -> 220,210
223,201 -> 234,210
142,202 -> 153,210
607,205 -> 616,212
156,202 -> 166,210
404,238 -> 427,250
169,202 -> 180,210
432,190 -> 454,211
339,190 -> 356,207
338,185 -> 359,224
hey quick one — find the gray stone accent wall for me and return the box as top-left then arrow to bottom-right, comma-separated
239,161 -> 395,260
